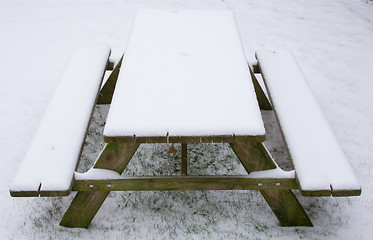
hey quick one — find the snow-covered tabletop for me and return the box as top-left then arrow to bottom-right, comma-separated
104,9 -> 265,143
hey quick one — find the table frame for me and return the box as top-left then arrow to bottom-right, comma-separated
59,63 -> 312,228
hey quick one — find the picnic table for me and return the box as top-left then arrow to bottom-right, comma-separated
10,9 -> 361,228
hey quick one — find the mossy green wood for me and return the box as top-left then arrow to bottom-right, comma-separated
97,55 -> 124,105
103,134 -> 266,144
181,143 -> 188,175
230,142 -> 312,226
73,176 -> 298,191
60,142 -> 139,228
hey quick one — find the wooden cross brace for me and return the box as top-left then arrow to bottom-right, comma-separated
60,141 -> 312,228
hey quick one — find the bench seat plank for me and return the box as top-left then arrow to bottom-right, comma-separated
10,46 -> 110,197
103,9 -> 265,142
256,50 -> 361,196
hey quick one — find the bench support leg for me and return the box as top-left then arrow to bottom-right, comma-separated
181,143 -> 188,175
60,142 -> 139,228
230,142 -> 312,226
249,66 -> 272,110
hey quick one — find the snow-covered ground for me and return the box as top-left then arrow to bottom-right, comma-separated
1,0 -> 372,239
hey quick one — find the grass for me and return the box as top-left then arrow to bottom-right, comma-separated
15,104 -> 353,239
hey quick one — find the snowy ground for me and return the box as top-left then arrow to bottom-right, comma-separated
1,0 -> 373,239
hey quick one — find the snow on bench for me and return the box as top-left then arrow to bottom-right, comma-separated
103,9 -> 265,143
256,50 -> 361,197
10,46 -> 111,197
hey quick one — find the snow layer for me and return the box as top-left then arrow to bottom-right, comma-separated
104,9 -> 265,138
10,46 -> 110,194
1,0 -> 373,239
256,50 -> 360,194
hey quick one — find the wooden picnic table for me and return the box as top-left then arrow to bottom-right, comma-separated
60,9 -> 312,228
11,9 -> 360,229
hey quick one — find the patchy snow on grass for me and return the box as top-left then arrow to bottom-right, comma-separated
1,0 -> 372,239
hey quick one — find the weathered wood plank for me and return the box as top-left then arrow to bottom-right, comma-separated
104,135 -> 265,144
331,189 -> 362,197
10,46 -> 111,198
256,50 -> 361,197
103,10 -> 266,142
72,176 -> 298,191
60,142 -> 139,228
230,142 -> 312,226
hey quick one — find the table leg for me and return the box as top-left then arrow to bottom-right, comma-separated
181,143 -> 188,175
230,142 -> 312,226
60,142 -> 139,228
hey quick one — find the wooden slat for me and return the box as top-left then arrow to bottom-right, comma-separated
72,176 -> 298,191
10,46 -> 111,197
104,134 -> 265,144
103,9 -> 265,142
256,50 -> 361,197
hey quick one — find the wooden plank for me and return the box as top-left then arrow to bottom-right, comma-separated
234,135 -> 266,143
60,142 -> 139,228
104,135 -> 235,144
97,55 -> 124,105
256,50 -> 361,197
104,135 -> 266,144
230,142 -> 312,226
103,9 -> 265,141
72,176 -> 298,191
10,46 -> 111,197
169,135 -> 236,144
331,189 -> 362,197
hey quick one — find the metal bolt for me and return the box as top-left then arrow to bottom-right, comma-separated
107,184 -> 112,188
89,184 -> 94,189
258,183 -> 263,186
276,183 -> 281,186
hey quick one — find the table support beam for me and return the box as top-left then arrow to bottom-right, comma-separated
181,143 -> 188,175
230,142 -> 312,226
60,142 -> 139,228
72,176 -> 298,191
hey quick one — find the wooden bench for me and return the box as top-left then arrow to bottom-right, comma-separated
255,50 -> 361,197
10,46 -> 111,197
